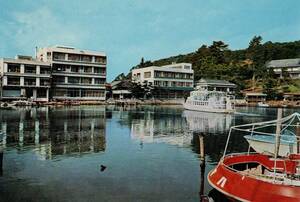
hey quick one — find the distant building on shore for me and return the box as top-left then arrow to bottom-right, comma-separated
0,55 -> 51,101
131,63 -> 194,99
195,79 -> 236,94
37,46 -> 107,101
266,58 -> 300,79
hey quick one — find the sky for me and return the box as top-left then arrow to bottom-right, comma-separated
0,0 -> 300,81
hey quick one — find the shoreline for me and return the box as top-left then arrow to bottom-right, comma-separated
1,99 -> 300,108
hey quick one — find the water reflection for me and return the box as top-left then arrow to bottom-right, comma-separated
183,110 -> 233,134
0,107 -> 106,159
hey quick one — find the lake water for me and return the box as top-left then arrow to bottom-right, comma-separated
0,105 -> 298,202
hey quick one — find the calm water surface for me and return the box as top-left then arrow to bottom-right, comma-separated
0,105 -> 298,202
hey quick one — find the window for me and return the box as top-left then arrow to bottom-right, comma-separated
71,66 -> 79,72
94,67 -> 106,75
24,78 -> 36,86
95,78 -> 105,84
53,76 -> 65,84
25,65 -> 36,74
7,63 -> 20,73
54,89 -> 67,96
184,65 -> 190,70
7,77 -> 20,85
81,55 -> 92,62
40,78 -> 50,86
84,67 -> 93,73
95,56 -> 106,64
40,66 -> 51,74
81,77 -> 92,84
68,77 -> 80,84
81,90 -> 105,97
144,71 -> 151,78
53,52 -> 65,60
68,54 -> 80,61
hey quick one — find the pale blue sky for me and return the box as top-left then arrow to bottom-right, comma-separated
0,0 -> 299,81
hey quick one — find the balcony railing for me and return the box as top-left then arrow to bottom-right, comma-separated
24,82 -> 36,86
7,81 -> 20,85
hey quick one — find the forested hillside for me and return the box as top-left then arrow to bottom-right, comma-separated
129,36 -> 300,99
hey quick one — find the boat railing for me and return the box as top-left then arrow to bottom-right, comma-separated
220,152 -> 291,183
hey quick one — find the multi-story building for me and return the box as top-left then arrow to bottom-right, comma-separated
0,55 -> 51,101
266,58 -> 300,79
37,46 -> 106,100
131,63 -> 194,99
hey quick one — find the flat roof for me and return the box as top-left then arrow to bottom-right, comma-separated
38,46 -> 106,57
2,57 -> 51,66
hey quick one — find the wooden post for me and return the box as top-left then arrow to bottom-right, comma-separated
0,147 -> 3,176
274,108 -> 282,158
297,123 -> 300,153
199,134 -> 205,201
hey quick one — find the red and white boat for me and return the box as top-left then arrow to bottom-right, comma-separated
208,112 -> 300,202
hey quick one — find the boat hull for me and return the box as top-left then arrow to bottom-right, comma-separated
183,103 -> 234,113
208,154 -> 300,202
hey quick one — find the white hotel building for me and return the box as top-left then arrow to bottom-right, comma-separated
37,46 -> 106,100
131,63 -> 194,99
0,55 -> 51,101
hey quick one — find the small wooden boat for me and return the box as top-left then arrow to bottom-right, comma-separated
208,111 -> 300,202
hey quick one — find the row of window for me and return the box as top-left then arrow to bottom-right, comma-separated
53,76 -> 105,85
53,89 -> 105,97
53,64 -> 106,75
7,63 -> 51,74
52,52 -> 106,64
7,77 -> 50,86
154,71 -> 193,79
153,81 -> 193,87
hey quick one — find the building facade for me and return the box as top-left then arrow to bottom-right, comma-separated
131,63 -> 194,99
37,46 -> 106,100
266,58 -> 300,79
0,56 -> 51,101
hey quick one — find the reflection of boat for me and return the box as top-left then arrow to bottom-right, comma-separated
244,130 -> 296,156
183,90 -> 234,113
182,110 -> 232,134
257,102 -> 269,107
208,112 -> 300,202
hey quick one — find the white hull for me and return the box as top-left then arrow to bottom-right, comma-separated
183,103 -> 234,113
246,139 -> 295,156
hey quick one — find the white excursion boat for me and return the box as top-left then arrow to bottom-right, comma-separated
183,90 -> 234,113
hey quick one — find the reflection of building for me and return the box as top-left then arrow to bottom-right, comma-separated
266,58 -> 300,79
131,63 -> 194,99
130,111 -> 192,146
182,110 -> 232,134
37,46 -> 107,100
0,107 -> 106,159
0,55 -> 51,101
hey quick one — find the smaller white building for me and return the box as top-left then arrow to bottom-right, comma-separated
131,63 -> 194,99
0,55 -> 51,101
266,58 -> 300,79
